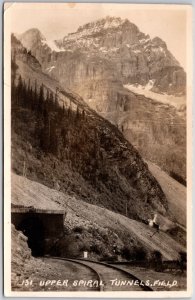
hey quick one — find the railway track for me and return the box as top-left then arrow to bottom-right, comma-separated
46,257 -> 153,291
43,256 -> 102,291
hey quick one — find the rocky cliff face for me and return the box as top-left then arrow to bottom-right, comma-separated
16,16 -> 186,181
18,17 -> 186,96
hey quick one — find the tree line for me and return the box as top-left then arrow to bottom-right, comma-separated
11,56 -> 103,184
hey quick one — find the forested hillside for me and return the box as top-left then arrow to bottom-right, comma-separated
11,37 -> 168,222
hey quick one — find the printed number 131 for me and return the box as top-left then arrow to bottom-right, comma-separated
21,279 -> 33,286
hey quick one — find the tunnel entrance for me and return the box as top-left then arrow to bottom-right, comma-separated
11,205 -> 65,257
17,214 -> 45,256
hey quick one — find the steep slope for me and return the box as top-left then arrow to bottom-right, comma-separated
17,18 -> 186,183
147,161 -> 186,227
102,91 -> 186,182
12,173 -> 185,260
11,35 -> 168,222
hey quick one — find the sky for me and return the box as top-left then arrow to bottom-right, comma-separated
6,3 -> 188,69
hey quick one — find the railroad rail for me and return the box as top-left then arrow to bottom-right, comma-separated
49,257 -> 104,291
45,257 -> 153,291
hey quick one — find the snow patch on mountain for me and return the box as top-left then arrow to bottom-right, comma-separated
46,66 -> 55,73
124,82 -> 186,110
151,46 -> 166,55
139,37 -> 150,44
47,40 -> 62,52
41,40 -> 62,52
133,49 -> 141,54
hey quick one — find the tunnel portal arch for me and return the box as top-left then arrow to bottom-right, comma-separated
11,206 -> 65,257
17,213 -> 45,256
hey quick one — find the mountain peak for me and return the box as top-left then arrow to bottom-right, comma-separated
19,28 -> 46,51
76,15 -> 138,34
19,28 -> 63,53
22,28 -> 46,41
152,36 -> 167,49
57,15 -> 140,49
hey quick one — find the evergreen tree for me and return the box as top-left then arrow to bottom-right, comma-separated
82,109 -> 85,120
49,118 -> 58,155
33,80 -> 38,111
62,103 -> 65,115
38,84 -> 44,114
17,75 -> 23,106
48,92 -> 54,111
11,52 -> 18,88
40,108 -> 50,152
75,106 -> 80,123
